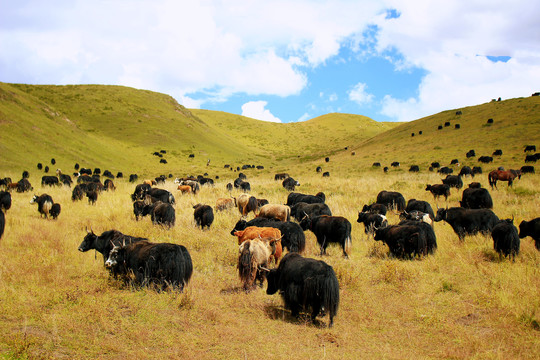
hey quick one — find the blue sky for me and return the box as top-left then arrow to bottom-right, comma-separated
1,0 -> 539,123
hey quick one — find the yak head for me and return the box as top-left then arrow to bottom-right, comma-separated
105,245 -> 123,268
433,208 -> 447,222
78,227 -> 97,252
299,215 -> 311,231
230,219 -> 248,236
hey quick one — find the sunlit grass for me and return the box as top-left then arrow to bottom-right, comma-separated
0,170 -> 538,359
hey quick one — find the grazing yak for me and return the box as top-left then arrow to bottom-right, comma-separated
231,218 -> 305,253
41,175 -> 60,187
374,223 -> 435,259
434,207 -> 499,241
0,191 -> 12,211
133,200 -> 145,220
237,193 -> 258,217
460,185 -> 493,209
274,173 -> 289,181
492,218 -> 520,260
459,166 -> 473,177
103,179 -> 115,191
131,183 -> 151,200
50,203 -> 61,219
286,192 -> 325,206
146,188 -> 175,205
71,184 -> 85,201
146,201 -> 176,228
234,227 -> 283,265
30,194 -> 54,218
233,226 -> 282,244
216,197 -> 236,211
399,211 -> 433,227
356,212 -> 387,236
361,203 -> 387,216
193,204 -> 214,229
238,238 -> 278,290
17,178 -> 33,193
518,218 -> 540,250
300,215 -> 352,258
282,177 -> 300,191
442,175 -> 463,190
86,190 -> 98,205
257,204 -> 291,222
266,253 -> 339,327
290,202 -> 332,222
405,199 -> 434,220
478,156 -> 493,164
376,190 -> 406,212
78,229 -> 148,265
105,241 -> 193,291
438,166 -> 453,175
177,185 -> 192,194
520,165 -> 535,174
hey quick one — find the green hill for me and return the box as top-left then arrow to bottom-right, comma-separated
0,83 -> 396,175
325,96 -> 540,175
1,82 -> 539,177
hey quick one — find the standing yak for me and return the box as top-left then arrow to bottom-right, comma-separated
266,252 -> 339,327
518,218 -> 540,250
300,215 -> 352,258
492,218 -> 520,260
376,191 -> 406,212
105,241 -> 193,291
193,204 -> 214,229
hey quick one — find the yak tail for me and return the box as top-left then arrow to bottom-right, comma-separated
180,245 -> 193,288
286,206 -> 291,222
238,242 -> 255,287
43,201 -> 52,217
344,235 -> 352,257
306,267 -> 340,325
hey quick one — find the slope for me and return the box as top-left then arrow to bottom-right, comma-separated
322,96 -> 540,176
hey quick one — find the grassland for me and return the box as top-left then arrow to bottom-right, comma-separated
0,83 -> 539,359
0,172 -> 538,359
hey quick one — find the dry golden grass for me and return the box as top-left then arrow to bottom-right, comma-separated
0,170 -> 538,359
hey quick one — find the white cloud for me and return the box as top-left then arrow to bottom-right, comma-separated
348,83 -> 374,105
297,113 -> 311,122
241,101 -> 282,123
0,0 -> 387,107
375,0 -> 540,121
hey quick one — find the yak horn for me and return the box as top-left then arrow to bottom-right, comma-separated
259,266 -> 271,272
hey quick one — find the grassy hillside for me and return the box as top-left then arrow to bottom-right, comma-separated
0,83 -> 396,177
0,83 -> 260,176
0,171 -> 538,359
191,110 -> 397,170
322,96 -> 540,177
0,83 -> 539,359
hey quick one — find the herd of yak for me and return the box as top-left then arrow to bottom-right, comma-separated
0,149 -> 539,328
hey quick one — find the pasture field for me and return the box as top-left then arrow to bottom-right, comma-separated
0,170 -> 539,359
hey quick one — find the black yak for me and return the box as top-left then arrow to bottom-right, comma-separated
105,241 -> 192,291
266,252 -> 339,327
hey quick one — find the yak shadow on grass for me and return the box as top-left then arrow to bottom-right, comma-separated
264,304 -> 327,328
